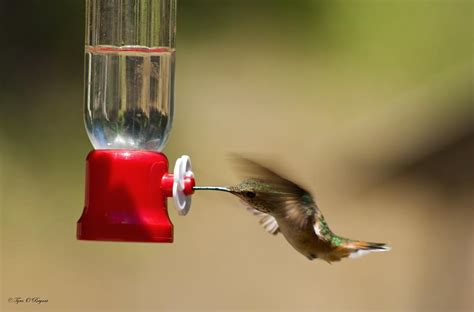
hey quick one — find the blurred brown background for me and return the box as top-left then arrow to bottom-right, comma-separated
1,0 -> 473,311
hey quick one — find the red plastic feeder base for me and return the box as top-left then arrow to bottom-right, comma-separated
77,150 -> 173,242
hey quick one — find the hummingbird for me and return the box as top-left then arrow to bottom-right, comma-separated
194,157 -> 390,263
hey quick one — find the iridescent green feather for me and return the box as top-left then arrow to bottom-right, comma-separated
317,216 -> 351,247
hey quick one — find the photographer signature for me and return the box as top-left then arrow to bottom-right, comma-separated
8,297 -> 48,304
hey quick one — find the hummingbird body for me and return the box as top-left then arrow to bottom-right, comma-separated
195,159 -> 390,263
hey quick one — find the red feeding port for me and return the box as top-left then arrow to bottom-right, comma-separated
77,150 -> 174,243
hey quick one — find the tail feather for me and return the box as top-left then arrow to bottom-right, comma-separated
324,240 -> 390,262
346,241 -> 391,259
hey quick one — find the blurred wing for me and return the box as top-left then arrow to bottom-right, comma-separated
247,207 -> 280,235
234,156 -> 320,230
231,155 -> 306,193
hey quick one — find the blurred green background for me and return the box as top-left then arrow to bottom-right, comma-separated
1,0 -> 473,311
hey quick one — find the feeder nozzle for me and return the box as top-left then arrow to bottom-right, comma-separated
193,186 -> 231,192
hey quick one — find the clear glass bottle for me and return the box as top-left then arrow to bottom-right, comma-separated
84,0 -> 177,151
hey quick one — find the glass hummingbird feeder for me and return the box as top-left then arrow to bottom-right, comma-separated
77,0 -> 196,242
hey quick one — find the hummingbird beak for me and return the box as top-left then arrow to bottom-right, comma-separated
192,186 -> 232,193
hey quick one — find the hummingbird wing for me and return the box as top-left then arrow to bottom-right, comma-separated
233,156 -> 320,230
247,207 -> 280,235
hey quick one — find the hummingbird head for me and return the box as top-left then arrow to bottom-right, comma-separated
192,179 -> 273,213
227,178 -> 273,213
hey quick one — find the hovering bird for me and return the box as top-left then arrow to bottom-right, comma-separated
194,158 -> 390,263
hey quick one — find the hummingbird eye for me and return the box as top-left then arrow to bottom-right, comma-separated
244,191 -> 256,198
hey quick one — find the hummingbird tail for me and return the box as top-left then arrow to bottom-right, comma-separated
345,241 -> 391,259
323,239 -> 390,262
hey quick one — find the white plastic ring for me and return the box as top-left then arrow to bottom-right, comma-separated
172,155 -> 193,216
